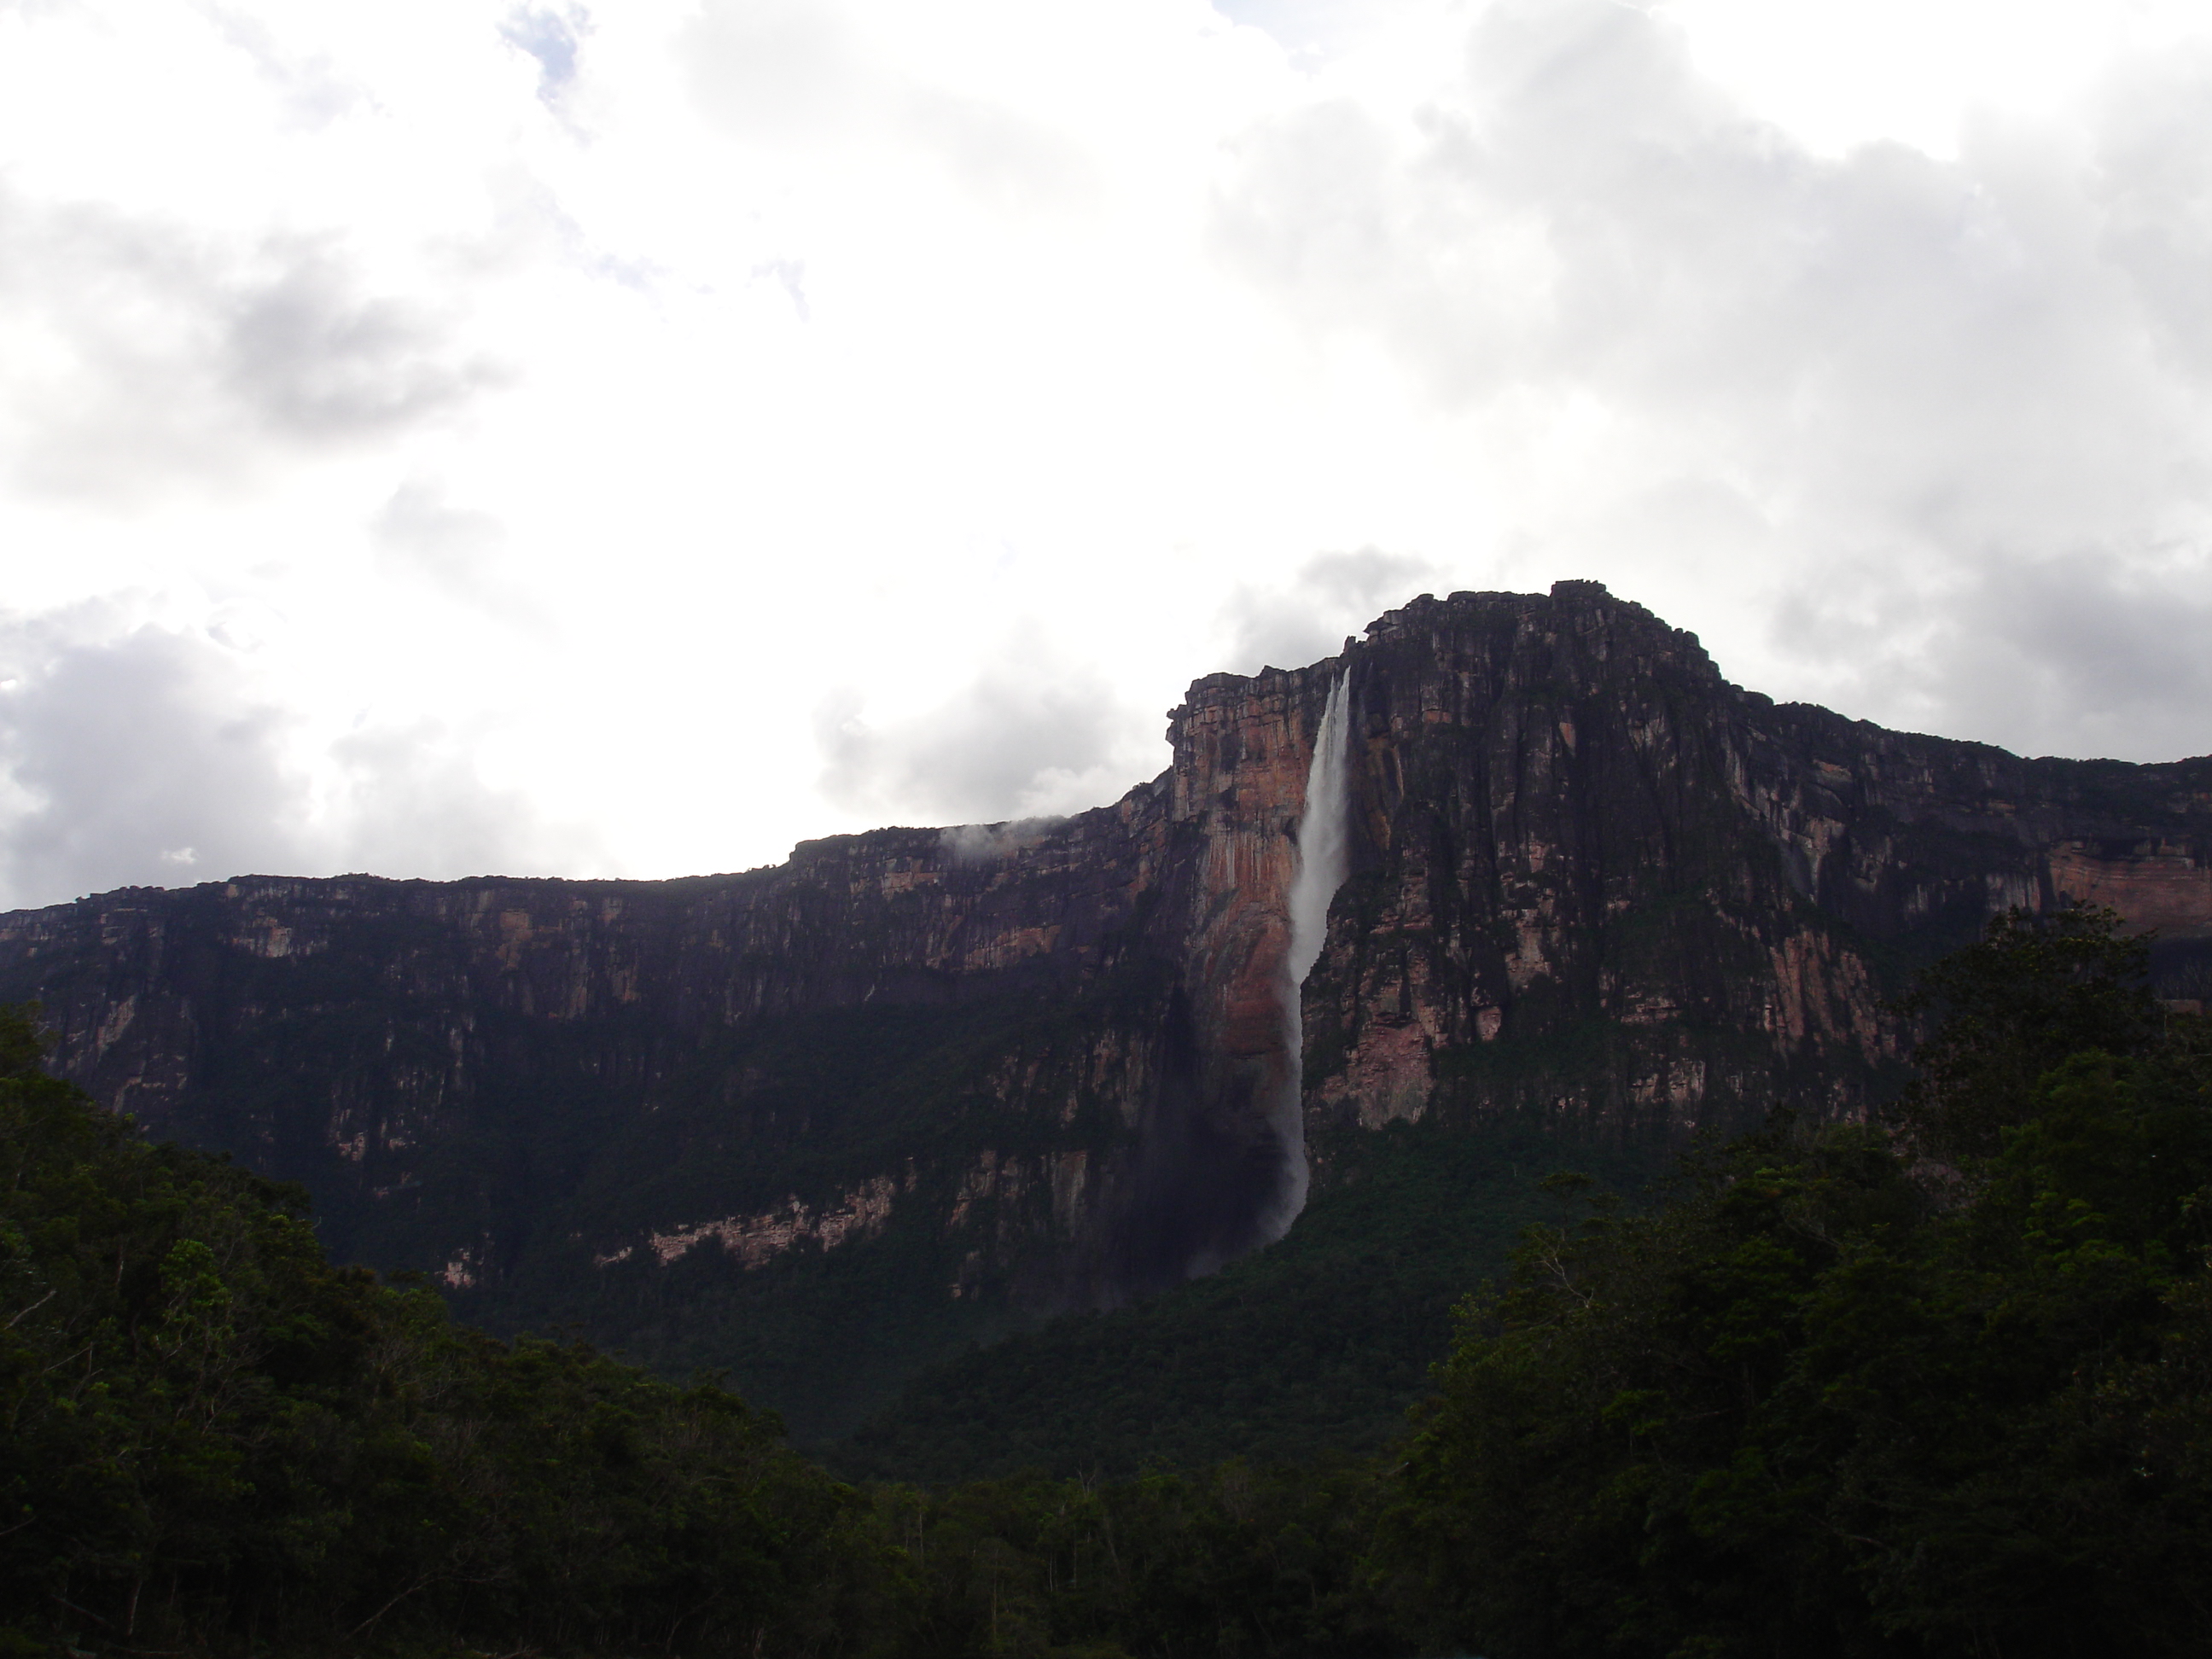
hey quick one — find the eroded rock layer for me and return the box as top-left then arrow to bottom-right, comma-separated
3,583 -> 2208,1435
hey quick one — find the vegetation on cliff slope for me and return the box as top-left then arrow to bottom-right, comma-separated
0,1000 -> 1406,1659
834,1116 -> 1665,1482
0,1016 -> 890,1656
1398,908 -> 2212,1656
7,906 -> 2212,1657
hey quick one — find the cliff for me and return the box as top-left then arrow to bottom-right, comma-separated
3,582 -> 2208,1437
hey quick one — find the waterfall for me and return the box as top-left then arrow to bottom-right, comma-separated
1266,670 -> 1353,1240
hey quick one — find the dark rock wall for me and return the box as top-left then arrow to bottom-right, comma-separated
3,582 -> 2207,1432
1306,586 -> 2211,1143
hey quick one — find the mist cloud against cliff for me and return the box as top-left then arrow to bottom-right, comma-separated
2,0 -> 2210,906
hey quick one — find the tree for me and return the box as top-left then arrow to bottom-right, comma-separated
1394,913 -> 2212,1658
0,1004 -> 891,1657
1888,904 -> 2161,1160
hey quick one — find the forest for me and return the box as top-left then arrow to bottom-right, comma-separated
3,906 -> 2209,1657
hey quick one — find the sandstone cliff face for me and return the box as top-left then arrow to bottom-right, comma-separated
1300,586 -> 2212,1139
4,583 -> 2207,1434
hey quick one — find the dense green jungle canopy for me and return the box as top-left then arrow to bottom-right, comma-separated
830,1117 -> 1666,1484
3,907 -> 2210,1657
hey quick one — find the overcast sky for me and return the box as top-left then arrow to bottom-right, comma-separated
3,0 -> 2210,908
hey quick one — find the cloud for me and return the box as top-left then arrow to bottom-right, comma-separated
1774,551 -> 2212,763
324,719 -> 599,880
1219,547 -> 1441,674
370,481 -> 548,627
815,639 -> 1149,826
203,3 -> 370,130
1210,0 -> 1382,62
902,87 -> 1102,218
371,481 -> 505,584
1973,558 -> 2212,758
748,259 -> 811,321
939,818 -> 1066,864
0,616 -> 597,908
2087,37 -> 2212,381
1207,0 -> 2212,757
0,193 -> 502,504
0,622 -> 306,905
681,0 -> 864,143
5,0 -> 2212,912
682,0 -> 1098,215
222,243 -> 492,439
500,5 -> 591,102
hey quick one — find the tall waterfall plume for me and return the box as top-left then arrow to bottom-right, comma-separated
1266,670 -> 1353,1240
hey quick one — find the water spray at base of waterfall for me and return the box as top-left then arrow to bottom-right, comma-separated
1263,670 -> 1353,1243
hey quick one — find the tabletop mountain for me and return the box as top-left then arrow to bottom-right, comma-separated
3,581 -> 2208,1441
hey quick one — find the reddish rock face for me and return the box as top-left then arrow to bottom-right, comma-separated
1155,665 -> 1335,1229
2049,841 -> 2212,940
1290,588 -> 2212,1139
2,582 -> 2208,1429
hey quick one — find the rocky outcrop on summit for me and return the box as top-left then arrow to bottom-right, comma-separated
3,582 -> 2207,1435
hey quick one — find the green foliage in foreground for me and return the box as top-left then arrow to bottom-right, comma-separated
870,1463 -> 1405,1659
1400,910 -> 2212,1657
0,1018 -> 892,1657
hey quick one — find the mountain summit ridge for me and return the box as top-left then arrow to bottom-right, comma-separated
4,581 -> 2208,1438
